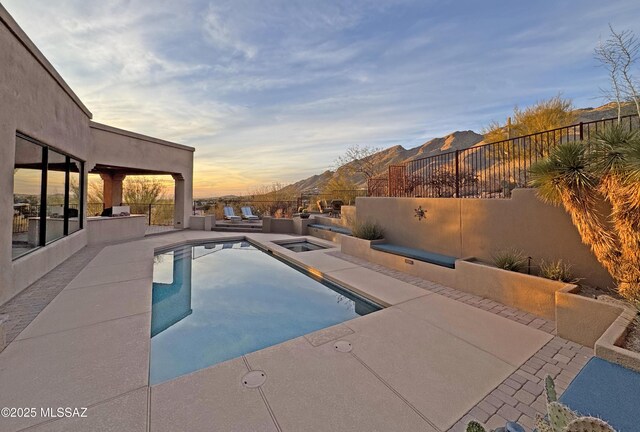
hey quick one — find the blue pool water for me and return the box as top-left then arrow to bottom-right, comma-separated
150,241 -> 380,384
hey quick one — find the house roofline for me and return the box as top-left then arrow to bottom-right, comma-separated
0,4 -> 93,119
90,121 -> 195,152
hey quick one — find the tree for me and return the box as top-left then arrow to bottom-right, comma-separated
596,25 -> 640,120
322,174 -> 359,204
483,95 -> 577,158
123,177 -> 167,204
335,144 -> 383,181
530,125 -> 640,305
245,182 -> 297,218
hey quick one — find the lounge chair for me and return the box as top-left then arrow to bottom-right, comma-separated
223,206 -> 241,221
241,206 -> 259,221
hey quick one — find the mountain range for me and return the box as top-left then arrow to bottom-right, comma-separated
282,102 -> 637,193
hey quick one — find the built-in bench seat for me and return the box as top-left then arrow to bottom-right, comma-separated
308,223 -> 352,236
371,244 -> 456,269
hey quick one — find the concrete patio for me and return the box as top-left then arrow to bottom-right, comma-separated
0,230 -> 592,432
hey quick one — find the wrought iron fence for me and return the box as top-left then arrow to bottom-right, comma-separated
369,114 -> 640,198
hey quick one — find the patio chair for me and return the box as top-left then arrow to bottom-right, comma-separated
223,206 -> 241,221
241,206 -> 259,221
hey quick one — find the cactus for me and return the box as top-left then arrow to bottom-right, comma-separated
535,414 -> 554,432
466,421 -> 487,432
547,401 -> 577,431
532,376 -> 617,432
545,375 -> 557,403
564,417 -> 615,432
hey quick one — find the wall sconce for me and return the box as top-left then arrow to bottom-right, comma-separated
414,206 -> 427,221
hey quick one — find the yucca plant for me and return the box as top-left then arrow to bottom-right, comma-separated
530,125 -> 640,306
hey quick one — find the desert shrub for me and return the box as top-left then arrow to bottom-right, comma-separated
493,249 -> 526,272
352,221 -> 385,240
539,259 -> 576,283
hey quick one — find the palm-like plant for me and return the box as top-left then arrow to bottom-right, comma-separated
530,126 -> 640,304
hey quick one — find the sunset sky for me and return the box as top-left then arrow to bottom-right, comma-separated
4,0 -> 640,197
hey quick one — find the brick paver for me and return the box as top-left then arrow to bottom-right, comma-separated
327,251 -> 594,432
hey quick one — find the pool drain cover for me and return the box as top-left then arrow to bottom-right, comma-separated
242,370 -> 267,388
334,341 -> 352,353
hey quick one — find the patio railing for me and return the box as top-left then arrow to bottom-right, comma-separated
369,114 -> 640,198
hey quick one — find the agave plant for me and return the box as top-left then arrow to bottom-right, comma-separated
530,125 -> 640,306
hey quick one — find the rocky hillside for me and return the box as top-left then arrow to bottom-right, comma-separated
284,130 -> 485,192
285,102 -> 637,193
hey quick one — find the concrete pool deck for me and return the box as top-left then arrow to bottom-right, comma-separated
0,231 -> 592,432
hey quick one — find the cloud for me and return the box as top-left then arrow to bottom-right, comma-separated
3,0 -> 640,197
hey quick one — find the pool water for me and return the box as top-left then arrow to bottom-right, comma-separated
150,241 -> 380,384
278,240 -> 327,252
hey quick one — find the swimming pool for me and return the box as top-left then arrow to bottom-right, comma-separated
150,240 -> 380,384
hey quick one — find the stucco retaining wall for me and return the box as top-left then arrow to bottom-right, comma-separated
341,236 -> 566,321
555,286 -> 624,348
355,189 -> 612,288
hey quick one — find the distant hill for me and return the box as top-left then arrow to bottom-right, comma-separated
282,102 -> 638,193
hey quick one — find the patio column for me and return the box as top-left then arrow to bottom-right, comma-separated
172,173 -> 185,229
100,172 -> 126,208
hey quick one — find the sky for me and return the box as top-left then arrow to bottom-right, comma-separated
3,1 -> 640,197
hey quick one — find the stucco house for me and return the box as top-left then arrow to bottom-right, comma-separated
0,5 -> 195,306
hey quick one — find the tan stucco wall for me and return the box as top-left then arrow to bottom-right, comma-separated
0,6 -> 92,305
355,189 -> 613,288
555,287 -> 623,348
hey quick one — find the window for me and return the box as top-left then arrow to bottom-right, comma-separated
45,150 -> 67,244
11,134 -> 85,260
12,136 -> 43,259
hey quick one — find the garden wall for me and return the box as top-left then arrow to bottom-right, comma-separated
355,189 -> 612,288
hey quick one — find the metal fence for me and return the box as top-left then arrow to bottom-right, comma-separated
369,114 -> 640,198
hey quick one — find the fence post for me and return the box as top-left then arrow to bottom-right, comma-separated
579,122 -> 584,141
148,204 -> 152,225
454,149 -> 460,198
